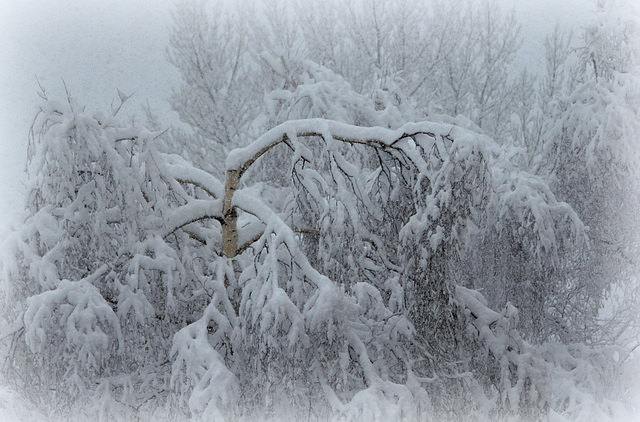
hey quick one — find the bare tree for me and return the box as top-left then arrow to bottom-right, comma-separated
166,0 -> 261,172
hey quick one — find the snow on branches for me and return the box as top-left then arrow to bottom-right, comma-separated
0,80 -> 630,420
164,111 -> 591,418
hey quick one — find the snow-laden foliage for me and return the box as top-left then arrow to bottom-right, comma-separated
461,145 -> 588,343
2,1 -> 639,420
538,0 -> 640,347
181,48 -> 634,414
0,94 -> 219,418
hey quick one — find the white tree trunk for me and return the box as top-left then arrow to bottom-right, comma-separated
222,168 -> 240,258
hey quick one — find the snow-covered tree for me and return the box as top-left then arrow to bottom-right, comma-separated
2,1 -> 638,421
540,0 -> 640,345
0,91 -> 225,419
1,67 -> 634,421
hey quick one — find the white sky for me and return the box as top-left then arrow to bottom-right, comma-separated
0,0 -> 595,233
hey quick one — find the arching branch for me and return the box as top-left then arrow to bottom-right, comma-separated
220,118 -> 448,257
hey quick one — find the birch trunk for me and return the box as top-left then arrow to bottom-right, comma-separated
222,168 -> 240,258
